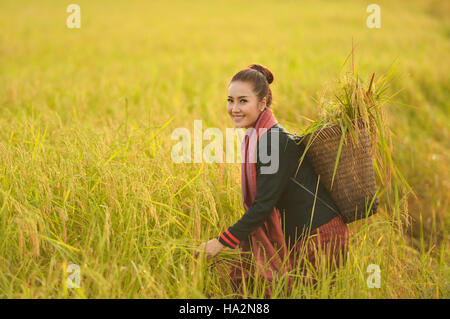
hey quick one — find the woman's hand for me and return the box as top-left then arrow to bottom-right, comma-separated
195,238 -> 225,259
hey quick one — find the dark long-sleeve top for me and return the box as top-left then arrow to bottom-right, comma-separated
218,124 -> 339,249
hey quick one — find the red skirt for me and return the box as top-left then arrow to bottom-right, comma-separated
288,215 -> 350,272
228,215 -> 350,297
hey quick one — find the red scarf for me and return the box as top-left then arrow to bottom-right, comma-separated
230,108 -> 291,295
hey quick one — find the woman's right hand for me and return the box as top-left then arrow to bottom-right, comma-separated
195,238 -> 225,259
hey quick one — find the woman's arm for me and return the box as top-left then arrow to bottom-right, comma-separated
218,128 -> 299,249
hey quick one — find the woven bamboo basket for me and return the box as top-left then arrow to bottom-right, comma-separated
301,118 -> 378,223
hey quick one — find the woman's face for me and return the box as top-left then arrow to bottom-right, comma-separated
227,81 -> 266,129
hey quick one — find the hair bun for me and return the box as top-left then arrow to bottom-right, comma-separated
249,64 -> 274,84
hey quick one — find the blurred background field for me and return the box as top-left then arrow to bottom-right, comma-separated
0,0 -> 448,298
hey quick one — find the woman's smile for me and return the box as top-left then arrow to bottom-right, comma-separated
231,114 -> 245,121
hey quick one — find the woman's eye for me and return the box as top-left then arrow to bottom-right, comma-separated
240,99 -> 247,103
227,98 -> 233,103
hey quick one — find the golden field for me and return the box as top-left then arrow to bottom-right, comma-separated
0,0 -> 448,298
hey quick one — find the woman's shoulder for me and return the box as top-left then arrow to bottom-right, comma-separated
257,124 -> 303,156
268,124 -> 304,151
256,124 -> 303,174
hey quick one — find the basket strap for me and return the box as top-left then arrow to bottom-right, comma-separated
289,177 -> 340,215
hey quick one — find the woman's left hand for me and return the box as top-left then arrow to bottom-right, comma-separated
195,238 -> 225,259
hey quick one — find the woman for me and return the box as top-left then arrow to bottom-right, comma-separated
196,64 -> 349,296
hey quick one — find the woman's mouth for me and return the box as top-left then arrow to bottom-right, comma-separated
232,115 -> 245,121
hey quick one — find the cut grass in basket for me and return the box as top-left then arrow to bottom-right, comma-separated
295,55 -> 414,225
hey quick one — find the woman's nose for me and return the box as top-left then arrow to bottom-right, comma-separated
231,103 -> 240,112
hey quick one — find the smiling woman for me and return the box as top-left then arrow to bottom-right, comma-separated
196,64 -> 350,297
227,64 -> 273,129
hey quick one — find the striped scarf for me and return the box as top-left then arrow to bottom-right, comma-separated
232,108 -> 291,291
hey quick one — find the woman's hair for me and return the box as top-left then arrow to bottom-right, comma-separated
230,64 -> 274,107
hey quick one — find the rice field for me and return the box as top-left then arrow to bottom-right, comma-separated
0,0 -> 448,298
